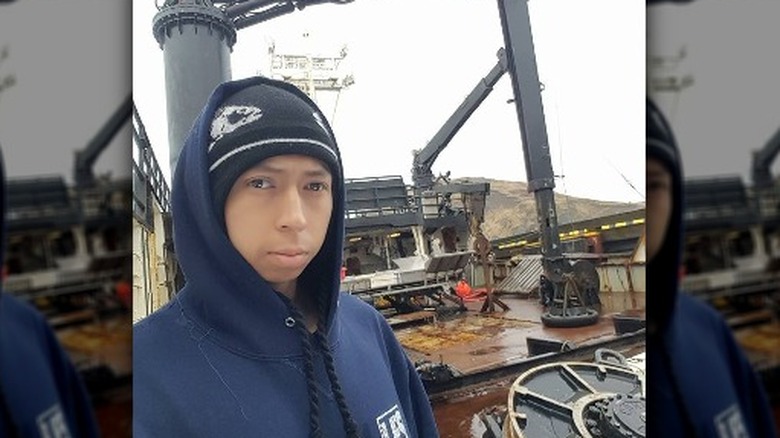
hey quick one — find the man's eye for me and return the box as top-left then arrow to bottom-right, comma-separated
249,178 -> 271,189
307,182 -> 328,192
647,179 -> 668,191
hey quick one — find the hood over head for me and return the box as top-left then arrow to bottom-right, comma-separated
171,76 -> 346,355
647,97 -> 684,337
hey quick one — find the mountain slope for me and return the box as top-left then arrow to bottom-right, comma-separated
456,178 -> 644,240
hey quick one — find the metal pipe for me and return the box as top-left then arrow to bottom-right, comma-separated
224,0 -> 279,18
153,1 -> 236,180
233,2 -> 295,29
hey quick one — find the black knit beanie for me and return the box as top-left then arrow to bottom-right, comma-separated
647,98 -> 680,172
207,79 -> 342,225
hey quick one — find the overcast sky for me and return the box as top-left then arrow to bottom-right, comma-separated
0,0 -> 130,183
134,0 -> 645,204
648,1 -> 780,183
3,3 -> 772,203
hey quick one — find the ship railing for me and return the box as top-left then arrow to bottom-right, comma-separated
132,105 -> 171,229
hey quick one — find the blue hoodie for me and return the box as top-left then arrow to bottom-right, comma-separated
0,150 -> 98,437
133,77 -> 440,438
646,98 -> 777,438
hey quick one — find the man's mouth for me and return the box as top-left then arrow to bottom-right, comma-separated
268,250 -> 309,268
270,249 -> 307,257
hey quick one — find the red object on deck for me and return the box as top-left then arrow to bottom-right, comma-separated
115,281 -> 132,308
455,280 -> 486,302
455,280 -> 472,298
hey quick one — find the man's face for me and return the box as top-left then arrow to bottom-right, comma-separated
224,155 -> 333,291
646,157 -> 673,261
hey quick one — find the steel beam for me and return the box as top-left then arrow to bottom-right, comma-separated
496,0 -> 567,282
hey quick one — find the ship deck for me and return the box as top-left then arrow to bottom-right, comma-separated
393,292 -> 646,437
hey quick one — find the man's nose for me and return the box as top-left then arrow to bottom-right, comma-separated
275,187 -> 306,231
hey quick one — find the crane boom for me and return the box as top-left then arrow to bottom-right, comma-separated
751,125 -> 780,189
412,48 -> 508,191
74,95 -> 132,187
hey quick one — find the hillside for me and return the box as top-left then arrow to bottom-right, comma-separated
455,177 -> 644,240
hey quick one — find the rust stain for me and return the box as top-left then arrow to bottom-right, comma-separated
397,295 -> 646,375
736,323 -> 780,355
433,387 -> 508,438
396,315 -> 533,354
56,315 -> 133,376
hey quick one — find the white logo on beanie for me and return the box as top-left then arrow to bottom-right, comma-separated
312,111 -> 330,136
209,105 -> 264,152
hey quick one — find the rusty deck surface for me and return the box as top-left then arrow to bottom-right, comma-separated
735,322 -> 780,371
56,314 -> 133,376
393,292 -> 646,438
56,314 -> 133,437
396,293 -> 645,375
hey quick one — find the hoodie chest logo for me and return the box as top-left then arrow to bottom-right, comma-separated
714,404 -> 748,438
376,404 -> 409,438
36,404 -> 71,438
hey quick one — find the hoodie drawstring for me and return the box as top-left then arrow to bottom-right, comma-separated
316,287 -> 360,438
289,302 -> 361,438
314,327 -> 360,438
289,306 -> 323,438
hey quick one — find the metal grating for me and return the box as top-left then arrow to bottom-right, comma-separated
495,255 -> 544,294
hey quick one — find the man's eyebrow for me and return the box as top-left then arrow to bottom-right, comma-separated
250,163 -> 331,177
303,168 -> 331,178
647,168 -> 670,178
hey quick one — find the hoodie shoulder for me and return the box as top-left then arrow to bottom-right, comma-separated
2,293 -> 49,331
673,292 -> 744,355
671,292 -> 777,437
337,292 -> 401,340
133,296 -> 199,357
338,292 -> 384,322
676,293 -> 727,330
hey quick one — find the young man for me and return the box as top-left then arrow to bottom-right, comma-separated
0,149 -> 98,437
646,97 -> 776,437
133,76 -> 440,437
